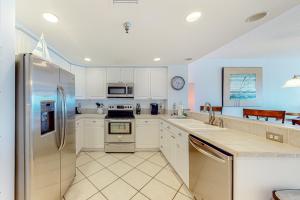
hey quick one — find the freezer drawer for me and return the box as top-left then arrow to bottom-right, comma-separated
189,135 -> 233,200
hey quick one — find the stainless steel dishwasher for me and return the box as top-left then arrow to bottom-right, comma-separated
189,135 -> 233,200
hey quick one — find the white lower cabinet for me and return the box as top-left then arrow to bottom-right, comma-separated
136,119 -> 160,149
160,120 -> 189,186
75,119 -> 84,154
83,119 -> 105,149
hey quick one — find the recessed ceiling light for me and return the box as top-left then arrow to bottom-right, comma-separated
154,57 -> 161,62
84,57 -> 91,62
245,12 -> 268,23
43,13 -> 58,23
186,12 -> 202,23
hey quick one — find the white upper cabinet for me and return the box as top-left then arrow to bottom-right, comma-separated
106,68 -> 121,83
150,68 -> 168,99
71,65 -> 86,99
86,68 -> 107,99
134,68 -> 151,99
121,68 -> 134,83
107,68 -> 134,83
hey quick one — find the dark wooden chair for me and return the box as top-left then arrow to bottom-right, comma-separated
243,109 -> 286,124
200,106 -> 223,114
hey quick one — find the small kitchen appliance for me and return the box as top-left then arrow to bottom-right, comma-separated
150,103 -> 159,115
107,83 -> 134,98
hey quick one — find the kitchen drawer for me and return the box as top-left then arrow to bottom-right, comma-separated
84,119 -> 104,127
162,121 -> 179,133
136,119 -> 159,126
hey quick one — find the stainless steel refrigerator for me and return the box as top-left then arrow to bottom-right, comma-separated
15,54 -> 76,200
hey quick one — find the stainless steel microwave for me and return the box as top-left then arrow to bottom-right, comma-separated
107,83 -> 134,98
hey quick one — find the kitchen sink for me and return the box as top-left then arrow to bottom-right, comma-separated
167,118 -> 226,131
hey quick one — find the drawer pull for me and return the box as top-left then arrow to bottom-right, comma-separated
171,136 -> 175,139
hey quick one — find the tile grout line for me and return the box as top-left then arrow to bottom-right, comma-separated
73,151 -> 191,200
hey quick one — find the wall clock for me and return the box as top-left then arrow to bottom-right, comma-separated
171,76 -> 185,90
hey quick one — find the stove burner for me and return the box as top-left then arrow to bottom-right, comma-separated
105,104 -> 135,119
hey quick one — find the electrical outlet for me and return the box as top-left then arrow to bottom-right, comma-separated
266,132 -> 284,143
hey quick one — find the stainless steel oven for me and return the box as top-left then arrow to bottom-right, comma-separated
107,83 -> 134,98
104,105 -> 135,152
105,119 -> 135,142
189,135 -> 233,200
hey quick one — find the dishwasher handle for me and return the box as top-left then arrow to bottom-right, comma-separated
189,136 -> 231,164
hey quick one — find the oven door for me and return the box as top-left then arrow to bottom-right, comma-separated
105,120 -> 135,142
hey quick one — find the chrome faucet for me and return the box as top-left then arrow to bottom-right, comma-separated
204,102 -> 215,125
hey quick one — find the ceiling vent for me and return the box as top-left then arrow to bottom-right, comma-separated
113,0 -> 138,4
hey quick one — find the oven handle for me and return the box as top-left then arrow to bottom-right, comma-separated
189,136 -> 227,164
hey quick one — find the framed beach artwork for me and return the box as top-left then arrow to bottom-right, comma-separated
222,67 -> 263,107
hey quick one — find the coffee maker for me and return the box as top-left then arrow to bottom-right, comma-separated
150,103 -> 159,115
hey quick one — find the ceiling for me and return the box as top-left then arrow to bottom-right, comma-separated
16,0 -> 300,66
204,5 -> 300,60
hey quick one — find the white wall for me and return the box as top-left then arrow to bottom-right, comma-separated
188,6 -> 300,117
168,65 -> 189,109
189,58 -> 300,117
0,0 -> 15,199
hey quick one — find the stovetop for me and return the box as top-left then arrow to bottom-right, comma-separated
105,104 -> 135,119
105,110 -> 135,119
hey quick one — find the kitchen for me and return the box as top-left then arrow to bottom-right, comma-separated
2,1 -> 300,200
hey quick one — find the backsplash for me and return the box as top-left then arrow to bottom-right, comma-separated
188,111 -> 300,149
76,99 -> 167,109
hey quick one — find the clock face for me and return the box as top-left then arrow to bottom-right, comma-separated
171,76 -> 185,90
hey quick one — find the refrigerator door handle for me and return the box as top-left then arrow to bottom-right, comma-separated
61,87 -> 67,150
58,86 -> 66,151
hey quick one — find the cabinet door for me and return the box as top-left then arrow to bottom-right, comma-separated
106,68 -> 121,83
169,132 -> 177,168
134,69 -> 150,99
121,68 -> 134,82
86,68 -> 107,99
136,119 -> 160,149
71,66 -> 86,99
83,119 -> 104,149
150,68 -> 168,99
75,119 -> 84,154
176,131 -> 189,186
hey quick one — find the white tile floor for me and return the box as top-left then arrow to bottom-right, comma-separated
64,151 -> 194,200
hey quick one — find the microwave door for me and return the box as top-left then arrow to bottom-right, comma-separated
108,87 -> 127,97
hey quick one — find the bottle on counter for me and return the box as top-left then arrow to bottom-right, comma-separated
178,102 -> 184,117
136,103 -> 141,115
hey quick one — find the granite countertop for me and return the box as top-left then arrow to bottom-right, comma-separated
134,114 -> 170,119
76,113 -> 169,120
162,118 -> 300,158
76,114 -> 106,120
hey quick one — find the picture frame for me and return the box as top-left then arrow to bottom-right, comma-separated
222,67 -> 263,107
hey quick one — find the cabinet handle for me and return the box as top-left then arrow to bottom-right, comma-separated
171,136 -> 175,139
92,121 -> 96,123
